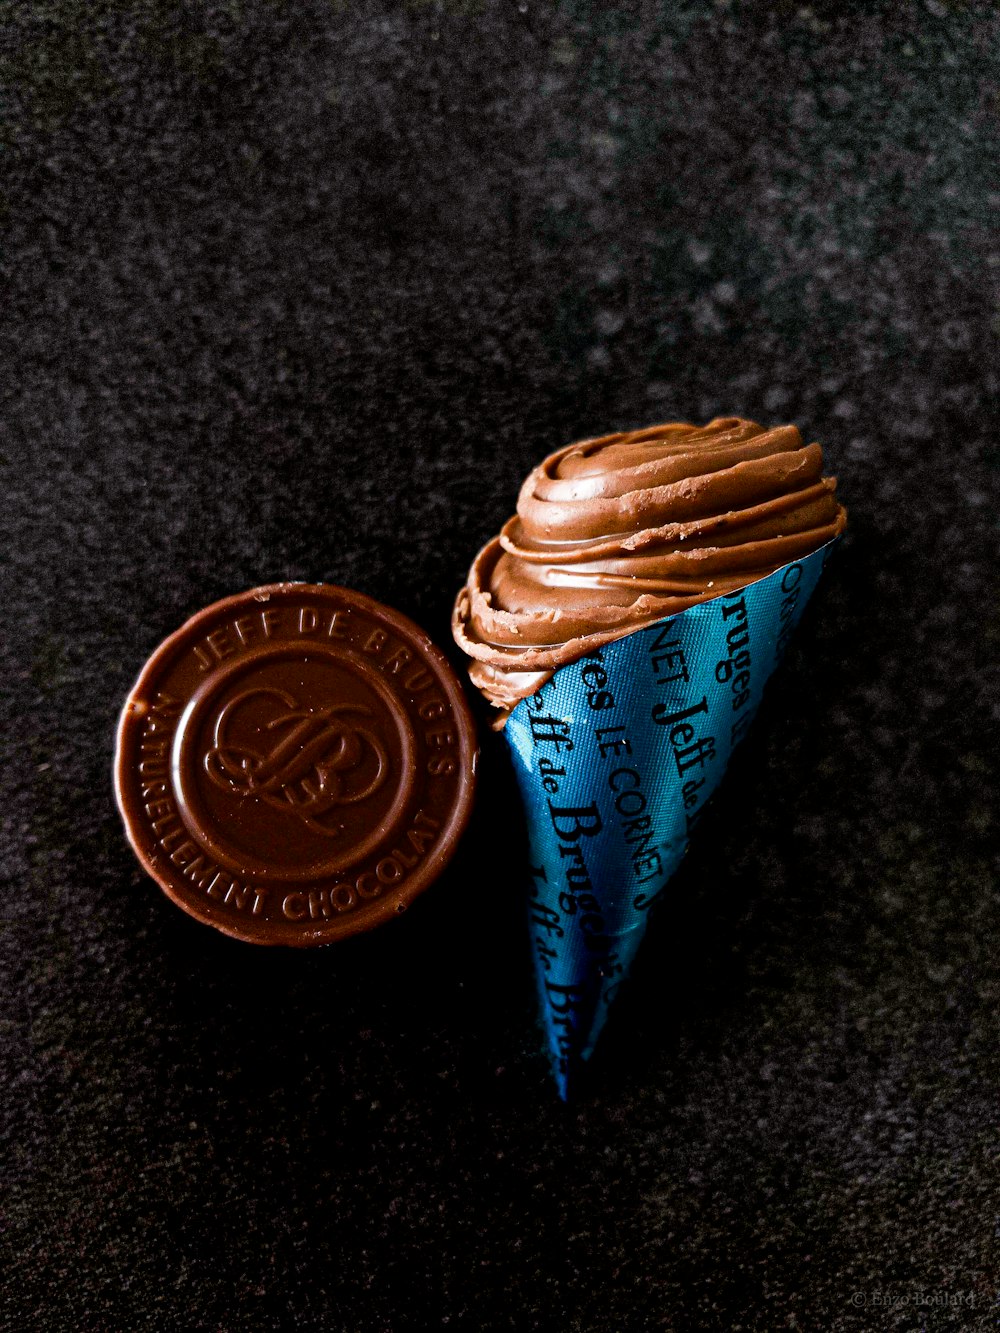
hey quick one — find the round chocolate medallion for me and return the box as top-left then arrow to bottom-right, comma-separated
114,584 -> 477,945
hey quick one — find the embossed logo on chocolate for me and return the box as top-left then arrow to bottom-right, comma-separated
203,690 -> 389,832
114,584 -> 477,946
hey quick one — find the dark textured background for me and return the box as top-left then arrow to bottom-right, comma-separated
2,2 -> 999,1329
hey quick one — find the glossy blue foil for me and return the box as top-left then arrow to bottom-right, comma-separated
504,543 -> 838,1098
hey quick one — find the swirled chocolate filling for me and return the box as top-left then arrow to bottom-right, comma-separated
453,417 -> 847,715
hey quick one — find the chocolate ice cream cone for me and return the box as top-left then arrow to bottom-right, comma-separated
453,417 -> 846,1094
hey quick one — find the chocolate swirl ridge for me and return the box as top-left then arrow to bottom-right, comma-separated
453,417 -> 847,714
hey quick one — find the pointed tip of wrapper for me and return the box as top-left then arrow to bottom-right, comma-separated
546,1049 -> 587,1102
504,544 -> 838,1093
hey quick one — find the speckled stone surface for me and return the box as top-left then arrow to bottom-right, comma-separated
2,3 -> 999,1329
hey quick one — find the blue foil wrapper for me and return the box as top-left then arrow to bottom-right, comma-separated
503,542 -> 838,1098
